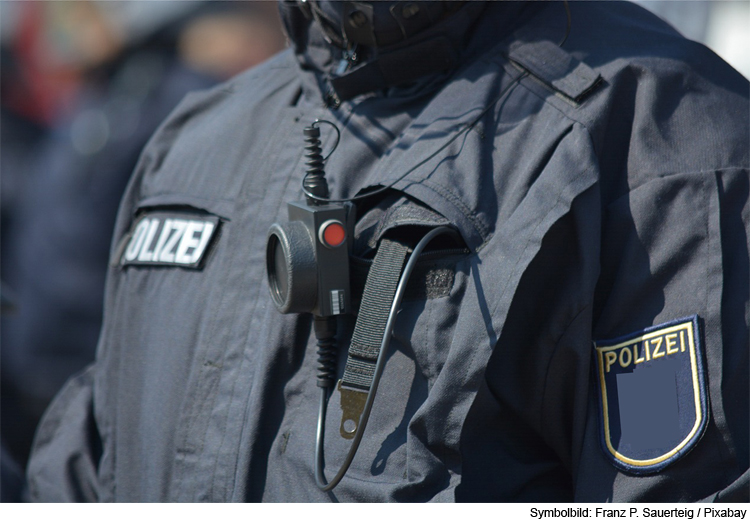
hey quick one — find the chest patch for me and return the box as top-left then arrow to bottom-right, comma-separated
120,211 -> 220,269
593,316 -> 709,475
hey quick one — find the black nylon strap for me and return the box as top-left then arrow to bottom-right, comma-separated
341,237 -> 409,391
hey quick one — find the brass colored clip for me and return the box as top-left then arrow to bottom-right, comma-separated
338,381 -> 368,440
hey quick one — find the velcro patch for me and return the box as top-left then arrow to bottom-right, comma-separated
593,316 -> 709,475
120,211 -> 220,269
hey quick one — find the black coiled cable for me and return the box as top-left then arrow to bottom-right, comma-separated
302,120 -> 341,204
302,126 -> 328,202
314,317 -> 338,389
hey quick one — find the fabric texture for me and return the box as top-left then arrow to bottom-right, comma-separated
27,1 -> 749,502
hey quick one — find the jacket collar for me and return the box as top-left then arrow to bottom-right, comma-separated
279,0 -> 491,101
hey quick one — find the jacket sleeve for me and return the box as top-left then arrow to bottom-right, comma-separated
458,167 -> 749,502
26,365 -> 101,502
582,168 -> 749,501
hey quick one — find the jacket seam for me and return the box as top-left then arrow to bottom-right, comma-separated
606,167 -> 750,206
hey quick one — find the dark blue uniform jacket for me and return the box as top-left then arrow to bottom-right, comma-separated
27,1 -> 749,502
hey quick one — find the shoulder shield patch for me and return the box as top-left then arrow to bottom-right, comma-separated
119,211 -> 220,269
593,316 -> 709,475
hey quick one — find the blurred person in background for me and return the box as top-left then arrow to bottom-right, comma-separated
0,0 -> 286,502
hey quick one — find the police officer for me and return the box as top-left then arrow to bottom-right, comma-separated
27,1 -> 748,502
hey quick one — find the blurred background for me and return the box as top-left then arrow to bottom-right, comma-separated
0,0 -> 747,503
635,0 -> 749,79
0,0 -> 287,502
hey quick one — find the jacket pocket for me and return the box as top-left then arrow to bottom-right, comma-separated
97,193 -> 239,497
321,193 -> 471,491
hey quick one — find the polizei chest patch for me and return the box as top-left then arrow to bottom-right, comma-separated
120,211 -> 220,269
593,316 -> 709,475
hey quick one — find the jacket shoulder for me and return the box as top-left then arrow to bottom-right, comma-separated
153,49 -> 298,140
508,1 -> 748,182
129,49 -> 299,184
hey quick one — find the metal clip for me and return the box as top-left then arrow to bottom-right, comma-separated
338,381 -> 368,439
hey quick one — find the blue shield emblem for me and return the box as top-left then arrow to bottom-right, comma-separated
593,316 -> 709,475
